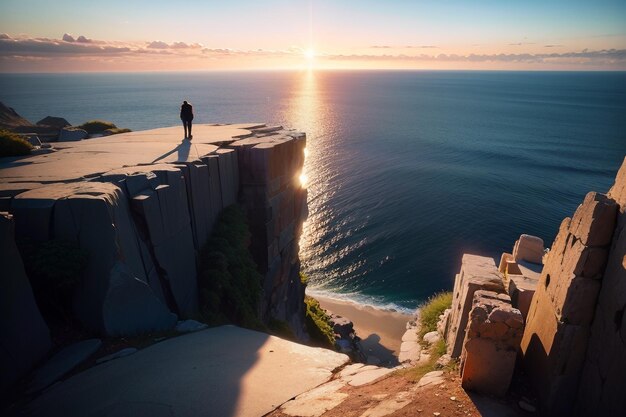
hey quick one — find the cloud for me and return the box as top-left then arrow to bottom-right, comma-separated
544,44 -> 564,48
406,45 -> 438,49
0,36 -> 131,56
370,45 -> 392,49
62,33 -> 75,42
76,35 -> 92,43
0,33 -> 11,40
325,49 -> 626,64
147,40 -> 169,49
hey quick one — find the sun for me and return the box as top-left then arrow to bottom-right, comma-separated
304,48 -> 316,61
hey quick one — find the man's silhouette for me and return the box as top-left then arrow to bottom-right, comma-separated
180,100 -> 194,139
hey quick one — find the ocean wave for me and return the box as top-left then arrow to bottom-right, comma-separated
306,287 -> 417,316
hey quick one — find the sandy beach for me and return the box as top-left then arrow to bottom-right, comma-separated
314,295 -> 413,366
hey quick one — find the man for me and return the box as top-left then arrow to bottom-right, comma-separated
180,100 -> 194,139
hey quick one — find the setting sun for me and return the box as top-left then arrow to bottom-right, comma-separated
304,49 -> 316,61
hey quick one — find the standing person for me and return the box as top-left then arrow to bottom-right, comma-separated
180,100 -> 194,139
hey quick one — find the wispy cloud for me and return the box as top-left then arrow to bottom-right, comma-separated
1,33 -> 624,70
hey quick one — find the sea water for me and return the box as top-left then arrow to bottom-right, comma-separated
2,70 -> 625,312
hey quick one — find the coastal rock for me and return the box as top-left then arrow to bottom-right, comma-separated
95,347 -> 137,364
36,116 -> 70,128
13,182 -> 178,336
520,189 -> 618,416
0,101 -> 32,127
175,319 -> 209,333
58,127 -> 87,141
423,331 -> 440,345
445,255 -> 505,358
0,212 -> 51,394
460,291 -> 523,397
512,234 -> 544,264
577,157 -> 626,416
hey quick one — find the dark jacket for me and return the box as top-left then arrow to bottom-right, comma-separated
180,103 -> 194,121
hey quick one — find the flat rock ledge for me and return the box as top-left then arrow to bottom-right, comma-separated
13,326 -> 349,417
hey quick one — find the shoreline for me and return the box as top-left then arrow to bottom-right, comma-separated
313,294 -> 413,367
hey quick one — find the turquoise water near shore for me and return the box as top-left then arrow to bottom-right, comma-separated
1,70 -> 625,313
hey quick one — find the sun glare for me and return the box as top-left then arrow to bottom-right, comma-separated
304,48 -> 316,61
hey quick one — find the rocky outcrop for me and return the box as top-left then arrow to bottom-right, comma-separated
520,190 -> 618,416
446,254 -> 505,358
576,157 -> 626,416
232,128 -> 308,338
36,116 -> 71,128
1,123 -> 308,337
12,182 -> 178,335
0,102 -> 32,128
460,290 -> 523,397
498,234 -> 544,319
0,212 -> 51,395
58,127 -> 88,142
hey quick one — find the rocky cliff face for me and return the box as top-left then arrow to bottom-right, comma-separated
0,123 -> 308,391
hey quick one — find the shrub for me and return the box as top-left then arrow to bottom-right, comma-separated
197,205 -> 264,329
76,120 -> 117,134
304,296 -> 335,348
418,291 -> 453,339
19,239 -> 88,321
103,128 -> 132,136
0,129 -> 32,157
299,272 -> 309,286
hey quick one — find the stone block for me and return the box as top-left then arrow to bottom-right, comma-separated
0,212 -> 51,394
446,254 -> 505,358
569,192 -> 617,247
607,156 -> 626,206
174,162 -> 213,249
513,234 -> 544,264
58,127 -> 87,142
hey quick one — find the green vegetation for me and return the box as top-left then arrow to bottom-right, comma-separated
299,272 -> 309,286
304,296 -> 335,348
398,291 -> 454,381
19,239 -> 89,321
197,205 -> 264,329
76,120 -> 118,134
418,291 -> 453,339
103,127 -> 132,136
0,129 -> 32,157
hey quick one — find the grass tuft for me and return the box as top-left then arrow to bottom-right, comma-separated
418,291 -> 453,339
76,120 -> 118,134
0,129 -> 33,157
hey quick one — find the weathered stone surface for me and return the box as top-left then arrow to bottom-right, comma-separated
576,157 -> 626,416
0,212 -> 51,394
58,127 -> 88,141
569,192 -> 617,247
423,331 -> 440,345
416,370 -> 445,388
28,339 -> 102,393
13,182 -> 177,336
513,234 -> 544,264
460,291 -> 523,397
20,326 -> 349,417
446,255 -> 505,358
95,347 -> 137,364
519,189 -> 617,416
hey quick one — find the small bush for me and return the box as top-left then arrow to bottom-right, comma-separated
418,291 -> 453,338
304,296 -> 335,348
299,272 -> 309,286
103,128 -> 132,136
0,129 -> 32,157
76,120 -> 117,134
197,205 -> 264,329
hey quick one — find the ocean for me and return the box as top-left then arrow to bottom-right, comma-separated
1,70 -> 625,313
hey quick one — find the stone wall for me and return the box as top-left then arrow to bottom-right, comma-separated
520,176 -> 620,415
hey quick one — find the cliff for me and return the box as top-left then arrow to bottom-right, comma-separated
0,123 -> 308,392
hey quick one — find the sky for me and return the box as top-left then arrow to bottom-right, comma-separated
1,0 -> 625,72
